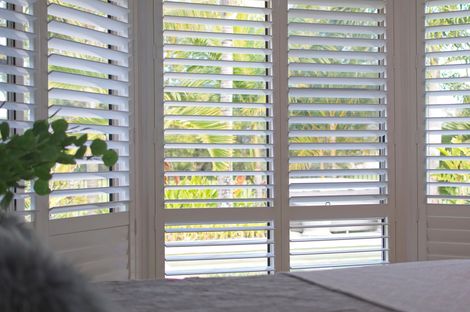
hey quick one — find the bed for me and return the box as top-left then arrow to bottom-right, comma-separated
99,259 -> 470,312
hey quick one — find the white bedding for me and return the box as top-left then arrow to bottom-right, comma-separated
292,259 -> 470,312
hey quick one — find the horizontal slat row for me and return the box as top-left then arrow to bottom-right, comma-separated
290,218 -> 388,270
165,222 -> 274,277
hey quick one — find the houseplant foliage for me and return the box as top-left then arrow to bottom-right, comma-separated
0,119 -> 118,210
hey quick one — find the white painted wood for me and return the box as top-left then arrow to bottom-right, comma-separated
55,241 -> 128,266
49,226 -> 129,249
50,228 -> 129,282
154,0 -> 166,280
43,0 -> 133,281
49,212 -> 129,235
33,0 -> 50,241
391,0 -> 420,262
77,255 -> 129,281
272,0 -> 290,273
17,0 -> 470,280
428,229 -> 470,244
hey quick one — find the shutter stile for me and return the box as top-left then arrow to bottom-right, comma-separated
47,0 -> 130,219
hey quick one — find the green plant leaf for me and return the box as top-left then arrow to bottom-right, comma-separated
32,120 -> 48,135
34,165 -> 52,180
102,149 -> 118,167
34,179 -> 51,195
0,191 -> 13,209
0,118 -> 120,210
51,119 -> 68,133
57,154 -> 76,165
0,122 -> 9,141
75,134 -> 88,146
74,145 -> 87,158
41,147 -> 60,161
50,131 -> 66,143
90,139 -> 107,156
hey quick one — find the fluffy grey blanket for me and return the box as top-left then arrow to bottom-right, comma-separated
0,212 -> 110,312
100,274 -> 394,312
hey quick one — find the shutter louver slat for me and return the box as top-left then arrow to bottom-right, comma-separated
162,0 -> 274,277
56,0 -> 128,18
164,44 -> 272,55
289,0 -> 386,9
0,27 -> 35,41
289,23 -> 385,35
163,1 -> 271,15
288,9 -> 385,22
0,8 -> 35,23
164,16 -> 271,28
47,0 -> 130,219
49,105 -> 128,120
48,21 -> 128,49
48,38 -> 128,64
289,49 -> 386,60
48,71 -> 128,90
5,0 -> 37,6
48,54 -> 128,79
164,58 -> 272,69
48,3 -> 128,35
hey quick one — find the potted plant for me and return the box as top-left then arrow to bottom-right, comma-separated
0,118 -> 118,210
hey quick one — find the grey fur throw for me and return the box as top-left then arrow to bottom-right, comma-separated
0,212 -> 111,312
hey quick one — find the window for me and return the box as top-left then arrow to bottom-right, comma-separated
7,0 -> 470,280
158,0 -> 391,277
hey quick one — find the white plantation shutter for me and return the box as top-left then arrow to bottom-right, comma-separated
423,0 -> 470,260
46,0 -> 132,281
288,0 -> 388,207
47,0 -> 130,219
162,0 -> 275,276
286,0 -> 390,269
0,0 -> 37,219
